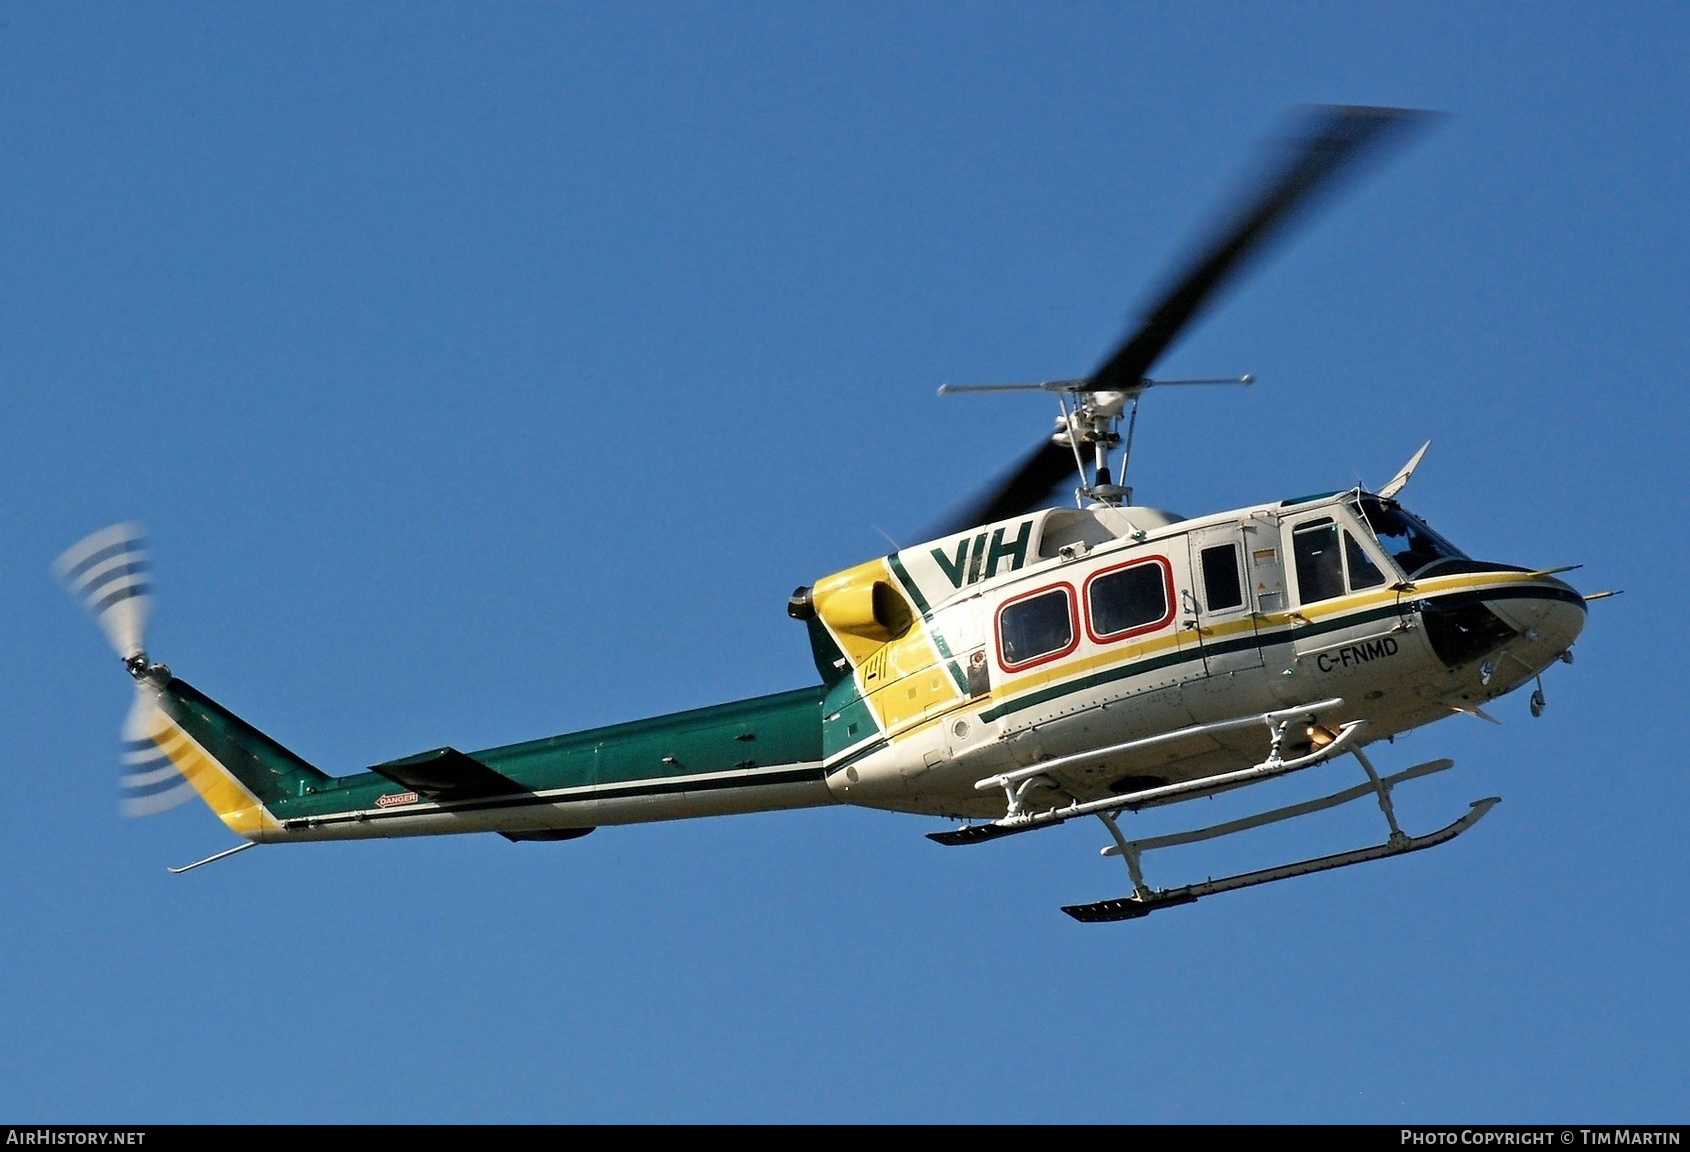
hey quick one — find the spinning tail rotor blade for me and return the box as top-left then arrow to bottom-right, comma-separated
120,682 -> 196,817
1090,105 -> 1440,392
54,522 -> 152,664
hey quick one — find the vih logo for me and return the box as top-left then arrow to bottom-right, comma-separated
931,520 -> 1032,589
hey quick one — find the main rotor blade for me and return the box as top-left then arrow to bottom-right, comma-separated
1089,105 -> 1440,392
924,438 -> 1079,541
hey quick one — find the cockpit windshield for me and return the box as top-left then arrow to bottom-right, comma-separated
1358,496 -> 1468,579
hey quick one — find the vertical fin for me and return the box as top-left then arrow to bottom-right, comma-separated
130,678 -> 332,837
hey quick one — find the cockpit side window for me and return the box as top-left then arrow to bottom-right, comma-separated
1344,530 -> 1387,590
1359,497 -> 1467,580
1292,518 -> 1345,605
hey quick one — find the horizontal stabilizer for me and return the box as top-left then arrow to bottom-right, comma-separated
371,747 -> 525,802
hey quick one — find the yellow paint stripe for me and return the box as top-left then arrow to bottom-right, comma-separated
996,626 -> 1191,698
150,720 -> 276,836
1260,570 -> 1568,629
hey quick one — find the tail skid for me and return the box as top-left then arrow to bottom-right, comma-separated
167,841 -> 258,874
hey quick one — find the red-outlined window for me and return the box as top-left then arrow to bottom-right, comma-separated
1083,556 -> 1176,644
995,583 -> 1079,673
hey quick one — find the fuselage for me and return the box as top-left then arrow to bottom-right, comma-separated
145,489 -> 1583,846
810,489 -> 1585,820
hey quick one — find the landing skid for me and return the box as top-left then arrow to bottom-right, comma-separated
930,723 -> 1501,921
1063,796 -> 1498,922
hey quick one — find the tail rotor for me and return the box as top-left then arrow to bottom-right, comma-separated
56,523 -> 194,815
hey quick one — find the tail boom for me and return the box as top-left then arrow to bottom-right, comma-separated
135,677 -> 832,845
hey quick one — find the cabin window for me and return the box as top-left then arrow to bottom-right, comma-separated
1292,519 -> 1345,605
1087,560 -> 1172,640
1199,544 -> 1245,611
1344,530 -> 1387,590
997,586 -> 1076,670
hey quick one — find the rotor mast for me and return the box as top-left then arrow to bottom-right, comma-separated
939,375 -> 1253,508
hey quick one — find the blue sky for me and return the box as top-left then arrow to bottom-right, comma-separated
2,2 -> 1685,1122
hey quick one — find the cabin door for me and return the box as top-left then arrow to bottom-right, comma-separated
1185,523 -> 1264,674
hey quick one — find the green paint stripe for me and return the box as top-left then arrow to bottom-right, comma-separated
826,737 -> 890,773
886,553 -> 932,618
285,764 -> 830,830
981,644 -> 1203,723
928,627 -> 965,693
886,551 -> 974,693
945,659 -> 969,694
1420,584 -> 1585,613
980,603 -> 1402,721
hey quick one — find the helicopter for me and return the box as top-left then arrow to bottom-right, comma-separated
57,105 -> 1611,921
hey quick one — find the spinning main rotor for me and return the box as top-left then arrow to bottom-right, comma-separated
933,104 -> 1439,538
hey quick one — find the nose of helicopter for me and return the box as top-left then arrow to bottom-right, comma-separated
1485,574 -> 1587,670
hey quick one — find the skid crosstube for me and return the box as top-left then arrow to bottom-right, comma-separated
1062,797 -> 1499,923
928,702 -> 1363,849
